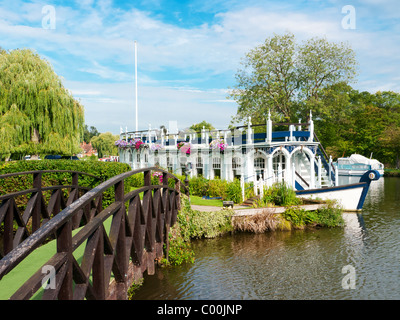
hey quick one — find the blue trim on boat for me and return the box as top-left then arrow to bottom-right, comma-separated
295,180 -> 304,191
356,170 -> 381,209
295,170 -> 381,210
295,182 -> 366,195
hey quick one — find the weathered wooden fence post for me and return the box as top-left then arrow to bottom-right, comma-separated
0,167 -> 188,300
56,219 -> 73,299
32,171 -> 42,233
114,179 -> 128,300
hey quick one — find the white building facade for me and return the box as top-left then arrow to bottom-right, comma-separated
117,112 -> 335,192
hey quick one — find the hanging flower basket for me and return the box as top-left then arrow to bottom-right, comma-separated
115,139 -> 149,151
151,144 -> 164,154
177,142 -> 191,155
115,139 -> 128,149
130,138 -> 144,150
209,139 -> 227,152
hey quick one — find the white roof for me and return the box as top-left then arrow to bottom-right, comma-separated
338,154 -> 383,167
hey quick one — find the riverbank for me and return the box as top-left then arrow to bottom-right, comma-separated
128,196 -> 344,298
384,168 -> 400,177
131,177 -> 400,300
167,196 -> 344,260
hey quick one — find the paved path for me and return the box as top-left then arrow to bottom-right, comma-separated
190,204 -> 325,216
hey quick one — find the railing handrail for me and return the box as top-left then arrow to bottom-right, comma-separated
313,132 -> 336,180
295,171 -> 310,188
0,170 -> 101,201
121,122 -> 311,138
0,170 -> 101,180
0,166 -> 187,289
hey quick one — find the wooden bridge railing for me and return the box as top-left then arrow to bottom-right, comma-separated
0,170 -> 102,257
0,167 -> 189,300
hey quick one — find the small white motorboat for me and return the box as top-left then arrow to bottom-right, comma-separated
336,154 -> 384,176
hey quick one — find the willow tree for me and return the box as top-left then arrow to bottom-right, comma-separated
90,132 -> 119,158
0,48 -> 84,159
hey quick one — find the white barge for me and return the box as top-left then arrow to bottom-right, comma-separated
117,111 -> 380,211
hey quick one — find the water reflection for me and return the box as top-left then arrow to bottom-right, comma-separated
133,177 -> 400,300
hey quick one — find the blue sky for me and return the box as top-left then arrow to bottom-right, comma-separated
0,0 -> 399,134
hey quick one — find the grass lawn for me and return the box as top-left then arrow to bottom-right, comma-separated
190,196 -> 223,207
128,187 -> 224,207
0,216 -> 113,300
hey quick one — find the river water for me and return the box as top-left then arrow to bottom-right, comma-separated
132,177 -> 400,300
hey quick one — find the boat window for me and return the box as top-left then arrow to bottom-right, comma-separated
232,157 -> 242,169
212,157 -> 221,169
273,151 -> 286,173
254,157 -> 265,169
196,156 -> 203,168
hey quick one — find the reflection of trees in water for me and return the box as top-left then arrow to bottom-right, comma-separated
134,179 -> 400,299
230,232 -> 291,257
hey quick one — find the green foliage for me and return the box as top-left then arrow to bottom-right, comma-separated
0,160 -> 134,209
83,125 -> 99,144
207,178 -> 227,199
162,232 -> 195,266
314,200 -> 345,227
186,177 -> 251,204
281,207 -> 309,228
188,176 -> 212,197
127,278 -> 144,300
189,120 -> 215,134
0,49 -> 84,159
281,200 -> 344,229
225,179 -> 242,203
178,196 -> 234,240
315,88 -> 400,167
90,132 -> 119,158
256,182 -> 302,207
229,32 -> 357,124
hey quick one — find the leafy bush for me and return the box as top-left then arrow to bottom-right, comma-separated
188,176 -> 209,197
0,160 -> 135,209
226,179 -> 242,203
206,178 -> 226,198
163,233 -> 195,266
257,182 -> 302,207
159,196 -> 234,267
186,176 -> 246,204
281,206 -> 308,228
314,200 -> 345,227
281,200 -> 344,229
178,195 -> 234,239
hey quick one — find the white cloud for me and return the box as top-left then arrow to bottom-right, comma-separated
1,0 -> 399,133
65,80 -> 236,133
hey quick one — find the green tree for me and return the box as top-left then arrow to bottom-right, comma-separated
296,36 -> 357,118
91,132 -> 119,158
83,125 -> 100,143
190,120 -> 215,133
0,48 -> 84,159
379,125 -> 400,168
316,88 -> 400,166
229,32 -> 357,124
229,32 -> 298,123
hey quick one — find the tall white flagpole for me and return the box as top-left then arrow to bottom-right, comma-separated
135,40 -> 138,133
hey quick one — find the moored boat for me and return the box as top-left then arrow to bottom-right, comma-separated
118,112 -> 381,211
336,154 -> 384,176
296,170 -> 381,211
